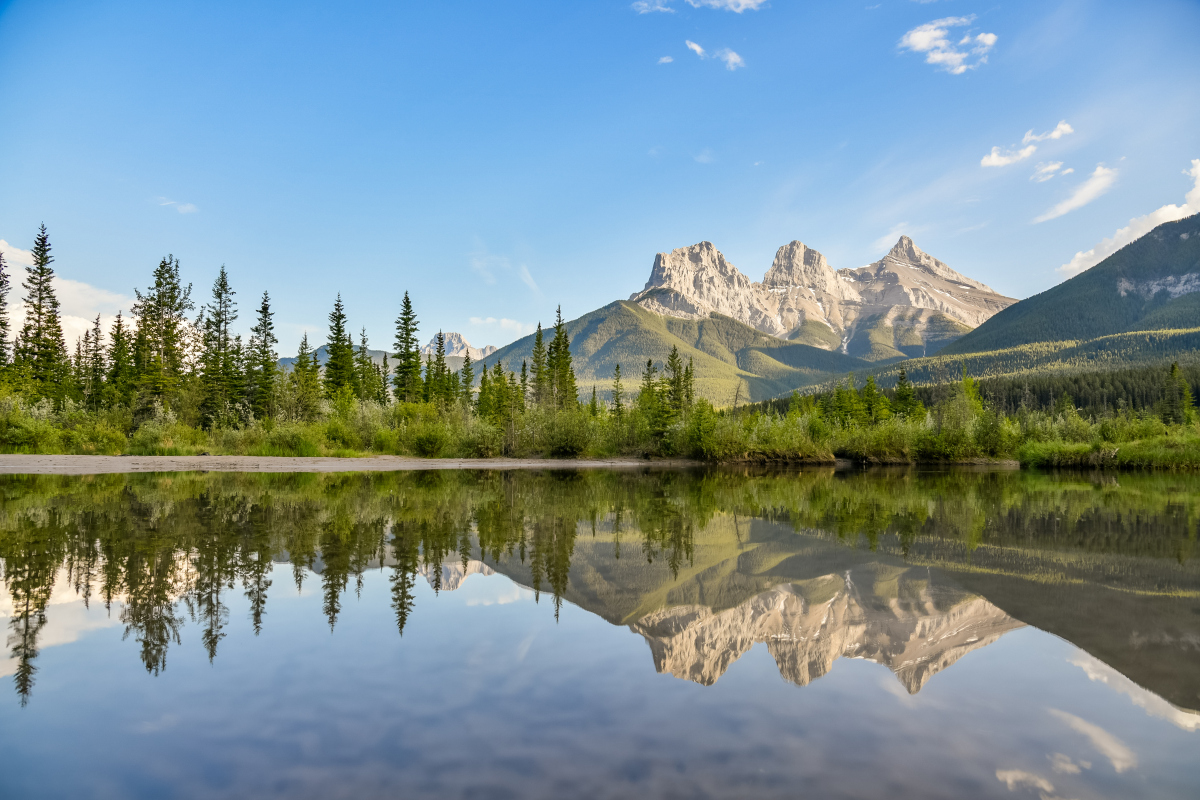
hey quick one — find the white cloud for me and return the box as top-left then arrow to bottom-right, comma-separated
716,48 -> 745,70
1049,753 -> 1090,774
0,239 -> 34,267
685,0 -> 769,10
1031,161 -> 1066,182
995,769 -> 1054,794
469,316 -> 536,336
981,144 -> 1037,167
7,277 -> 134,350
1058,159 -> 1199,277
900,16 -> 997,75
633,0 -> 673,11
686,40 -> 705,57
1024,120 -> 1074,145
872,222 -> 909,252
658,55 -> 674,64
694,149 -> 715,164
1068,651 -> 1200,731
1034,164 -> 1117,223
1048,709 -> 1137,773
518,264 -> 541,295
157,197 -> 199,214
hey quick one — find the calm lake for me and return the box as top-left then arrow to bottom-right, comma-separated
0,467 -> 1197,799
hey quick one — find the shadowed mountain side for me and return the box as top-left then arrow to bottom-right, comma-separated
479,301 -> 868,403
942,213 -> 1200,356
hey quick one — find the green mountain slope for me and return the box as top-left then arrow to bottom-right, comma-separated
943,213 -> 1200,355
479,301 -> 869,403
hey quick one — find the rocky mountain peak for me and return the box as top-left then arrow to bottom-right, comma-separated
421,332 -> 496,361
762,241 -> 840,295
878,235 -> 994,292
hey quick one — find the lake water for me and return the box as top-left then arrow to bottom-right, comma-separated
0,467 -> 1197,799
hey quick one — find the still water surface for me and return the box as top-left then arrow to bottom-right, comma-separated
0,467 -> 1197,799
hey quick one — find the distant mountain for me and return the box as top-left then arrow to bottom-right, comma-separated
420,332 -> 496,361
480,300 -> 867,403
279,344 -> 465,374
943,213 -> 1200,355
630,237 -> 1014,361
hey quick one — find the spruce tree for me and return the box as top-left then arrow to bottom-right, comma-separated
548,306 -> 576,409
460,351 -> 474,407
199,266 -> 239,426
106,312 -> 136,407
290,333 -> 323,420
611,364 -> 624,421
131,255 -> 194,402
15,224 -> 69,398
664,345 -> 685,415
80,314 -> 105,410
530,323 -> 548,407
519,360 -> 528,408
354,328 -> 380,402
323,295 -> 355,397
247,291 -> 278,419
392,292 -> 421,403
425,331 -> 449,404
0,249 -> 10,368
894,368 -> 916,417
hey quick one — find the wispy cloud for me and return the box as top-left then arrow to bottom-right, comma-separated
694,149 -> 715,164
981,145 -> 1036,167
518,264 -> 541,295
1048,709 -> 1137,773
636,0 -> 768,10
0,239 -> 34,267
715,48 -> 745,70
157,197 -> 199,214
1031,161 -> 1072,182
632,0 -> 673,12
658,55 -> 673,64
899,16 -> 997,75
1024,120 -> 1074,144
686,40 -> 705,57
469,316 -> 537,337
994,770 -> 1055,794
872,222 -> 910,252
1058,159 -> 1200,277
1034,164 -> 1117,223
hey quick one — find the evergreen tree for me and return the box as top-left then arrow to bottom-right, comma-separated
893,368 -> 917,417
392,292 -> 422,403
199,266 -> 240,426
106,312 -> 136,407
664,345 -> 685,415
425,331 -> 449,404
683,358 -> 695,409
354,328 -> 382,402
611,364 -> 624,421
80,315 -> 105,410
860,376 -> 891,423
519,360 -> 528,408
289,333 -> 323,420
131,255 -> 194,403
1160,362 -> 1194,425
459,351 -> 474,407
14,224 -> 69,398
247,291 -> 278,419
0,249 -> 10,368
530,323 -> 548,407
323,295 -> 355,397
378,352 -> 391,405
588,386 -> 599,416
548,306 -> 577,409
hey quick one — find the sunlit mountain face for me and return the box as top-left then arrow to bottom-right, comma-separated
1,468 -> 1198,798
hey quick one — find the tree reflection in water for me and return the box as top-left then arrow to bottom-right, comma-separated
1,467 -> 1197,709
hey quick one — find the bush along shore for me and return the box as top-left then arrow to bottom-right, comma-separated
0,226 -> 1197,468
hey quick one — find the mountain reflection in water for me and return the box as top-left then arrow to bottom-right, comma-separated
1,467 -> 1197,721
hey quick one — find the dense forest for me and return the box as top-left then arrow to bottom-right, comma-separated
0,226 -> 1197,467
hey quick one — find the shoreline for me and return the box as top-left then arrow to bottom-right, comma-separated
0,454 -> 708,475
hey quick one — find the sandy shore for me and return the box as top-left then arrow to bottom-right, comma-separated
0,454 -> 704,475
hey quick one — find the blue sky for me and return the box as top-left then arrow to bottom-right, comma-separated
1,0 -> 1198,353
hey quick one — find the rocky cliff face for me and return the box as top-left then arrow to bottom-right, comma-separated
629,237 -> 1015,358
421,332 -> 496,361
419,559 -> 496,592
629,566 -> 1022,693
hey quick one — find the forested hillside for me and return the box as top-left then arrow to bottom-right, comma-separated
942,213 -> 1200,354
480,301 -> 869,403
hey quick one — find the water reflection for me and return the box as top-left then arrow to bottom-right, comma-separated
1,467 -> 1197,717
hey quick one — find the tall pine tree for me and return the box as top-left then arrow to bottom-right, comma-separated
131,255 -> 194,403
199,266 -> 240,426
106,312 -> 136,407
392,292 -> 422,403
247,291 -> 278,419
323,295 -> 355,397
15,225 -> 69,398
548,306 -> 576,409
0,249 -> 10,368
